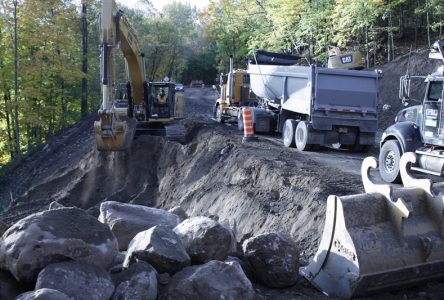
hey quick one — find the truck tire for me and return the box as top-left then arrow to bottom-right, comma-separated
215,105 -> 223,123
283,119 -> 297,148
237,110 -> 243,131
379,140 -> 402,183
295,121 -> 313,151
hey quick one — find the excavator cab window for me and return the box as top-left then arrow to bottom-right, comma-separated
149,85 -> 171,118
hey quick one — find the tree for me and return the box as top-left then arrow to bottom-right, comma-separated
81,0 -> 88,119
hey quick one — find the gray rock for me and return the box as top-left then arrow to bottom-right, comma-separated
35,261 -> 114,300
242,232 -> 299,288
48,201 -> 65,210
159,260 -> 256,300
111,261 -> 157,300
0,208 -> 118,282
0,270 -> 26,299
99,201 -> 180,251
124,225 -> 190,274
15,288 -> 70,300
168,206 -> 188,222
173,216 -> 233,263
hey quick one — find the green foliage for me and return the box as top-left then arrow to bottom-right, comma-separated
203,0 -> 443,67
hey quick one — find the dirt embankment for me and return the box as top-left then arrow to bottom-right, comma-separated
0,118 -> 363,261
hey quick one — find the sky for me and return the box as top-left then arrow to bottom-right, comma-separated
118,0 -> 210,11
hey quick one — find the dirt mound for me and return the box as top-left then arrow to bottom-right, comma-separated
378,49 -> 441,129
0,118 -> 363,261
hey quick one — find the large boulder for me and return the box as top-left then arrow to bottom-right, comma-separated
173,216 -> 233,263
124,225 -> 190,274
0,208 -> 118,282
15,288 -> 70,300
99,201 -> 180,250
159,260 -> 256,300
111,261 -> 158,300
242,232 -> 299,288
35,261 -> 114,300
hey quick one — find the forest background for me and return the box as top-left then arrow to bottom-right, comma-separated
0,0 -> 442,166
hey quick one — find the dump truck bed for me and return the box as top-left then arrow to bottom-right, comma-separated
248,64 -> 380,123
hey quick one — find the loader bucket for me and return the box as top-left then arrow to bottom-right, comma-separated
300,154 -> 444,299
94,114 -> 136,151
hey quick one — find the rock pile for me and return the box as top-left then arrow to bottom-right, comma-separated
0,201 -> 301,299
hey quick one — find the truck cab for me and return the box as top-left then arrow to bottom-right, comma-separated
214,67 -> 257,123
379,40 -> 444,182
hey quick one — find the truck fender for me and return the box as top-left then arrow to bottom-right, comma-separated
380,121 -> 422,153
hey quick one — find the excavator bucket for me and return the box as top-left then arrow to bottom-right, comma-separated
94,113 -> 136,151
300,153 -> 444,299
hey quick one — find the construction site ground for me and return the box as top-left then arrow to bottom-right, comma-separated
1,50 -> 444,299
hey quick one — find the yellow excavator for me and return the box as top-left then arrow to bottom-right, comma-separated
326,45 -> 364,70
94,0 -> 185,151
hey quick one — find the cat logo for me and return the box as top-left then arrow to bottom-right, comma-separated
341,55 -> 353,64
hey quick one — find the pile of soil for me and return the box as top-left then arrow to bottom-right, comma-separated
0,118 -> 363,261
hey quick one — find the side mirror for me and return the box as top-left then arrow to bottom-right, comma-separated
382,104 -> 392,112
399,75 -> 411,102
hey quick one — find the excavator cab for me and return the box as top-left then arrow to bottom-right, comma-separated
147,83 -> 175,119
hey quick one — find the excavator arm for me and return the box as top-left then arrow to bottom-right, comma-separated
94,0 -> 146,151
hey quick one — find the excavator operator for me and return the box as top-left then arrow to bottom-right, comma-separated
158,88 -> 167,105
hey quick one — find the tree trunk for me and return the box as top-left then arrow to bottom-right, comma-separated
81,1 -> 88,119
425,0 -> 431,47
365,26 -> 369,68
13,0 -> 22,159
414,0 -> 419,49
26,97 -> 31,153
4,91 -> 14,160
60,80 -> 67,129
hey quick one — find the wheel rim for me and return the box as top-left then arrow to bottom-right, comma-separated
296,127 -> 304,144
384,150 -> 397,173
284,123 -> 291,141
216,107 -> 221,121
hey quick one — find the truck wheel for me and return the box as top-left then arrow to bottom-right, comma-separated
237,110 -> 244,131
295,121 -> 313,151
283,119 -> 297,147
379,140 -> 402,183
215,105 -> 223,123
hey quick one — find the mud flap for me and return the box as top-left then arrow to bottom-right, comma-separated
300,153 -> 444,299
94,114 -> 136,151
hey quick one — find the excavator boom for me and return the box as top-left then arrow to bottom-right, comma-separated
94,0 -> 145,151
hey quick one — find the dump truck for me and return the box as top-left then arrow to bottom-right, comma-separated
94,0 -> 184,151
301,153 -> 444,298
379,40 -> 444,182
245,51 -> 382,151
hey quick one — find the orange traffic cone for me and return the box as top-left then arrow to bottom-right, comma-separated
242,107 -> 258,142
